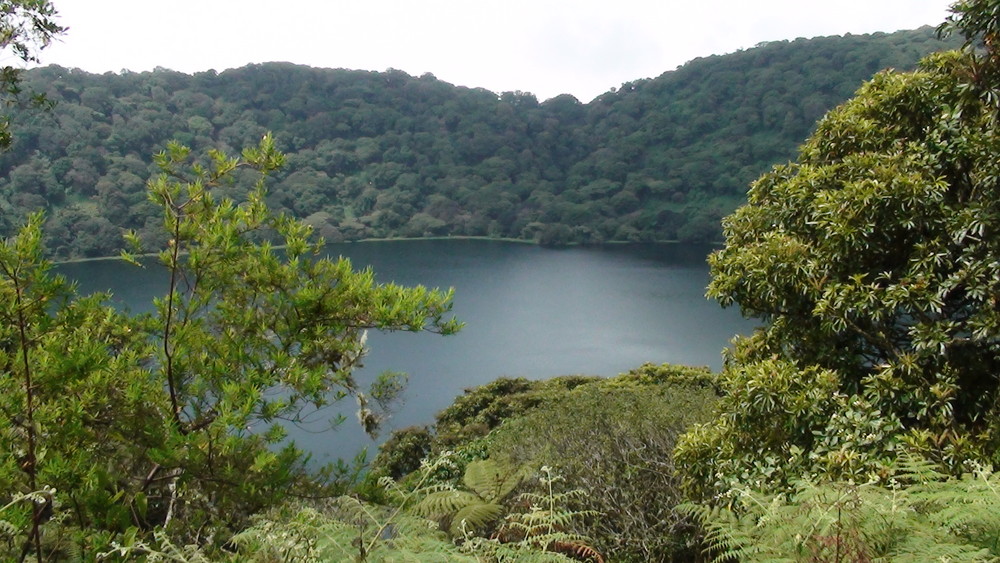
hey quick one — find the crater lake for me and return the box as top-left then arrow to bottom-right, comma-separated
58,239 -> 755,463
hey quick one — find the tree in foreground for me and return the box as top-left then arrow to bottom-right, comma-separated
677,0 -> 1000,500
0,0 -> 64,149
0,136 -> 460,559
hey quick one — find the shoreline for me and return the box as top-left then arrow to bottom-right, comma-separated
53,235 -> 690,265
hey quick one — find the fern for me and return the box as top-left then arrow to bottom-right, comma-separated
411,458 -> 526,537
907,463 -> 1000,556
450,502 -> 504,537
462,538 -> 580,562
99,529 -> 215,562
679,501 -> 764,562
228,451 -> 479,561
230,459 -> 603,562
231,497 -> 477,562
464,466 -> 604,563
413,490 -> 483,518
463,458 -> 525,501
683,457 -> 1000,562
894,451 -> 948,483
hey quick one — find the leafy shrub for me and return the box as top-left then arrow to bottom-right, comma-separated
368,425 -> 434,481
674,358 -> 904,502
369,364 -> 716,561
431,375 -> 600,448
605,361 -> 719,391
699,10 -> 1000,497
484,368 -> 717,562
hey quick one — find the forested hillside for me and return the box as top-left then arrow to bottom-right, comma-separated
1,26 -> 958,258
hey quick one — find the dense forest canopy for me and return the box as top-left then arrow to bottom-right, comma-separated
0,26 -> 960,258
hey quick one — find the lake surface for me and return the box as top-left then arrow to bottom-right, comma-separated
58,239 -> 755,463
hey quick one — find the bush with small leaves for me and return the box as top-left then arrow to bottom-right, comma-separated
485,367 -> 717,562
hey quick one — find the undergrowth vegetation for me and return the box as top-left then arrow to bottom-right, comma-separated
363,363 -> 717,562
683,455 -> 1000,562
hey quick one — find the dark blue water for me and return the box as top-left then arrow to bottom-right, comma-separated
58,240 -> 755,463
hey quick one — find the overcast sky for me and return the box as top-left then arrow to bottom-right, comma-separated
39,1 -> 955,102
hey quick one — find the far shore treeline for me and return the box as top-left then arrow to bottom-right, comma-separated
0,27 -> 958,259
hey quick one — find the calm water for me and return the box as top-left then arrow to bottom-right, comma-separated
58,239 -> 755,462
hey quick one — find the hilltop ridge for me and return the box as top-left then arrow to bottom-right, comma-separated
0,26 -> 959,258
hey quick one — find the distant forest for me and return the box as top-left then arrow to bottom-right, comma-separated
0,26 -> 960,259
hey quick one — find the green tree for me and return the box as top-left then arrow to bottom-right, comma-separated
678,0 -> 1000,500
0,26 -> 962,257
0,0 -> 64,149
0,136 -> 461,557
124,135 -> 461,535
0,212 -> 156,559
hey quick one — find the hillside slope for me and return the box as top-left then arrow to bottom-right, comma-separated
0,26 -> 959,258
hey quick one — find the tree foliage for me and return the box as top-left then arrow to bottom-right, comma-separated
0,0 -> 63,150
0,28 -> 960,257
0,210 -> 167,558
0,137 -> 461,558
679,0 -> 1000,500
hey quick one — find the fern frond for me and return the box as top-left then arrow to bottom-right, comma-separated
100,530 -> 215,562
548,540 -> 605,563
682,464 -> 1000,563
897,543 -> 994,562
232,498 -> 479,561
896,451 -> 948,484
0,519 -> 17,539
413,490 -> 482,518
912,466 -> 1000,554
462,537 -> 578,562
509,508 -> 598,534
450,502 -> 504,537
463,459 -> 524,502
486,468 -> 605,563
516,488 -> 587,506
